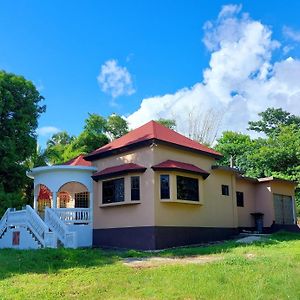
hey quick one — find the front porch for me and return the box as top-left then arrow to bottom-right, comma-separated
8,160 -> 98,249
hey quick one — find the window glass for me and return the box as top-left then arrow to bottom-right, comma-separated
160,175 -> 170,199
222,185 -> 229,196
103,178 -> 125,204
75,192 -> 89,208
236,191 -> 244,207
131,176 -> 140,201
177,176 -> 199,201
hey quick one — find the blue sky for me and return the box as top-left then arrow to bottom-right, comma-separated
1,1 -> 300,147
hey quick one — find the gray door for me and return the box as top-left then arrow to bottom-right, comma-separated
283,195 -> 294,224
273,194 -> 294,225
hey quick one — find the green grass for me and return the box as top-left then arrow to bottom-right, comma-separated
0,231 -> 300,299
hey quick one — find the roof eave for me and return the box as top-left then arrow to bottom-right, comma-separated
85,138 -> 222,161
151,166 -> 210,179
92,167 -> 147,181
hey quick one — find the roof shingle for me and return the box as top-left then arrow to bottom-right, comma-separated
85,121 -> 222,160
152,159 -> 210,178
92,163 -> 147,181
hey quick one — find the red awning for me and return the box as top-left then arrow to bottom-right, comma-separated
152,160 -> 210,179
92,163 -> 147,181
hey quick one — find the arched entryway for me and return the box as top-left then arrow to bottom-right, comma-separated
35,184 -> 52,217
58,182 -> 90,208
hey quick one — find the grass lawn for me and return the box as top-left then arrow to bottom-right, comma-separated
0,231 -> 300,300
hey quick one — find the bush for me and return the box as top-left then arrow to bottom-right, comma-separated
0,185 -> 24,215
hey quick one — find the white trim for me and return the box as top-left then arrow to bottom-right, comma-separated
160,199 -> 202,205
100,201 -> 141,208
27,165 -> 97,179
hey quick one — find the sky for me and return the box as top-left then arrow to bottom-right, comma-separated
1,1 -> 300,148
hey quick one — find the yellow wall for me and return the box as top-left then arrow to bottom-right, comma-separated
91,143 -> 296,230
253,181 -> 296,227
92,147 -> 156,229
235,179 -> 256,227
153,145 -> 238,228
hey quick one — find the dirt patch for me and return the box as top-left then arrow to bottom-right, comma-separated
123,255 -> 223,268
236,236 -> 266,244
245,253 -> 256,259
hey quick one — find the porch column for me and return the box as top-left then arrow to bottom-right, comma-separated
33,193 -> 38,211
89,192 -> 93,225
52,191 -> 57,208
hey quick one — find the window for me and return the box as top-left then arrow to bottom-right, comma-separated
160,175 -> 170,199
177,176 -> 199,201
236,191 -> 244,207
75,192 -> 89,208
131,176 -> 140,201
102,178 -> 125,204
222,185 -> 229,196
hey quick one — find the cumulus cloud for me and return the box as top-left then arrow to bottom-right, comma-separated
37,126 -> 60,136
283,26 -> 300,42
97,59 -> 135,99
127,4 -> 300,139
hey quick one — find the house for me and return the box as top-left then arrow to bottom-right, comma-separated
0,121 -> 298,250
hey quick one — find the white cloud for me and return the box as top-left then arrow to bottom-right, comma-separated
97,59 -> 135,99
283,26 -> 300,42
127,4 -> 300,140
37,126 -> 60,136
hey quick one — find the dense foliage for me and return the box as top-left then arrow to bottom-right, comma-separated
45,113 -> 128,165
215,108 -> 300,214
0,71 -> 45,213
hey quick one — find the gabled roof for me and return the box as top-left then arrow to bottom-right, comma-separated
92,163 -> 147,181
85,121 -> 222,161
61,154 -> 91,167
152,160 -> 210,179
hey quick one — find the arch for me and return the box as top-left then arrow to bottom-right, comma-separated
57,181 -> 90,208
36,184 -> 52,213
58,181 -> 88,194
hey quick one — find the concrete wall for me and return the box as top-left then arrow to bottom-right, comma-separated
236,179 -> 256,227
92,143 -> 240,230
92,147 -> 156,229
0,226 -> 40,249
152,144 -> 238,228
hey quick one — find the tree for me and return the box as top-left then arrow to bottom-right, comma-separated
23,146 -> 48,206
75,113 -> 109,153
216,111 -> 300,215
215,131 -> 255,170
0,71 -> 45,213
45,131 -> 76,165
187,108 -> 223,146
106,114 -> 129,140
156,118 -> 177,130
45,114 -> 111,164
248,107 -> 300,136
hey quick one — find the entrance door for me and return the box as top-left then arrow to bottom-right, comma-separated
273,194 -> 294,225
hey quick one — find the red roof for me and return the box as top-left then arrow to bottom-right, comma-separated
152,160 -> 210,178
92,163 -> 147,181
85,121 -> 222,160
61,154 -> 92,167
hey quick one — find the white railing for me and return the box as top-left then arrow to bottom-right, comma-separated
0,208 -> 10,237
2,206 -> 56,248
25,205 -> 56,248
52,208 -> 92,225
45,207 -> 77,248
